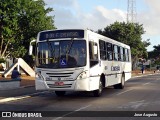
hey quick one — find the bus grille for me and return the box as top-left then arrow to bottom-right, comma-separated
43,70 -> 75,88
46,72 -> 73,77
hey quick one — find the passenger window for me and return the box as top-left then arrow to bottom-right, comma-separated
117,46 -> 121,61
120,47 -> 124,61
107,43 -> 113,60
113,45 -> 118,61
125,49 -> 129,62
99,40 -> 106,60
123,48 -> 126,61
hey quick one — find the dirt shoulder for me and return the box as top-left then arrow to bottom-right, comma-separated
132,70 -> 158,77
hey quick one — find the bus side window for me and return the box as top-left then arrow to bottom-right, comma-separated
120,47 -> 124,61
89,41 -> 98,67
99,40 -> 106,60
105,42 -> 108,60
117,46 -> 121,61
123,48 -> 126,61
127,49 -> 130,62
107,43 -> 113,61
113,45 -> 118,61
125,49 -> 129,62
123,48 -> 129,62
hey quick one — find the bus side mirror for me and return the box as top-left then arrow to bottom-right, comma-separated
29,45 -> 33,55
94,45 -> 98,55
29,40 -> 36,55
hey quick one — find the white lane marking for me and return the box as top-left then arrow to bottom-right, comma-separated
75,105 -> 91,111
0,96 -> 31,103
118,100 -> 146,109
116,89 -> 133,95
129,100 -> 145,105
53,104 -> 91,120
143,82 -> 150,86
0,91 -> 48,103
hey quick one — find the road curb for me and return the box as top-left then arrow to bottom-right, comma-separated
132,72 -> 160,78
20,85 -> 35,88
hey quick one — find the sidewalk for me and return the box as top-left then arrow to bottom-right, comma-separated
0,75 -> 36,100
0,75 -> 35,88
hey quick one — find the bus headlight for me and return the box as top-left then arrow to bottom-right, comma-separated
77,71 -> 87,80
35,72 -> 43,80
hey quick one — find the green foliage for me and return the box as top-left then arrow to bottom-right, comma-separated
0,0 -> 56,59
148,44 -> 160,64
148,45 -> 160,59
0,58 -> 6,63
155,60 -> 160,65
18,0 -> 56,51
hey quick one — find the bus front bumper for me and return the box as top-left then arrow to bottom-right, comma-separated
35,77 -> 99,91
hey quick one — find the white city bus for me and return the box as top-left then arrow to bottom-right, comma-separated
30,29 -> 131,97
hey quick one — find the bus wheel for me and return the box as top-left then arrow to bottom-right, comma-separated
93,79 -> 103,97
55,91 -> 66,96
114,75 -> 125,89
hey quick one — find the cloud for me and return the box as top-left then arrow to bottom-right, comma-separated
138,0 -> 160,36
136,0 -> 160,51
95,6 -> 126,24
45,0 -> 81,29
45,0 -> 127,31
78,6 -> 126,31
145,0 -> 160,12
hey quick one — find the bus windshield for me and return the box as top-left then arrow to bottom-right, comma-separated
36,40 -> 86,68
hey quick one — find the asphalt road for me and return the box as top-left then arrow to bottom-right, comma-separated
0,74 -> 160,120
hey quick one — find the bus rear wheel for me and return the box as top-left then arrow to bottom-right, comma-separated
93,79 -> 103,97
114,74 -> 125,89
55,91 -> 66,96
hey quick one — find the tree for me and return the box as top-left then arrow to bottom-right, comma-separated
148,44 -> 160,65
0,0 -> 55,59
18,0 -> 56,52
0,0 -> 21,58
98,22 -> 150,69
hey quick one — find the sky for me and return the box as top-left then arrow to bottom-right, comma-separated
44,0 -> 160,51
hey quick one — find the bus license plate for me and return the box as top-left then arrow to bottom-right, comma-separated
54,82 -> 64,86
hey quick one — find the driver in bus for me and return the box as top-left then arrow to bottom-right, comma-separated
78,47 -> 86,65
80,48 -> 86,57
72,49 -> 79,62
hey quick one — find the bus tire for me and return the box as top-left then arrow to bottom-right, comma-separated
114,74 -> 125,89
93,79 -> 103,97
55,91 -> 66,96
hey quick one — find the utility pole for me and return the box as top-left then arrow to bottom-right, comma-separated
127,0 -> 137,23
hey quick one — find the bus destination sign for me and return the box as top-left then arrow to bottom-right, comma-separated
39,30 -> 84,41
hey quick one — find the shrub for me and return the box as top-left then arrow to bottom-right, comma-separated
0,58 -> 6,63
